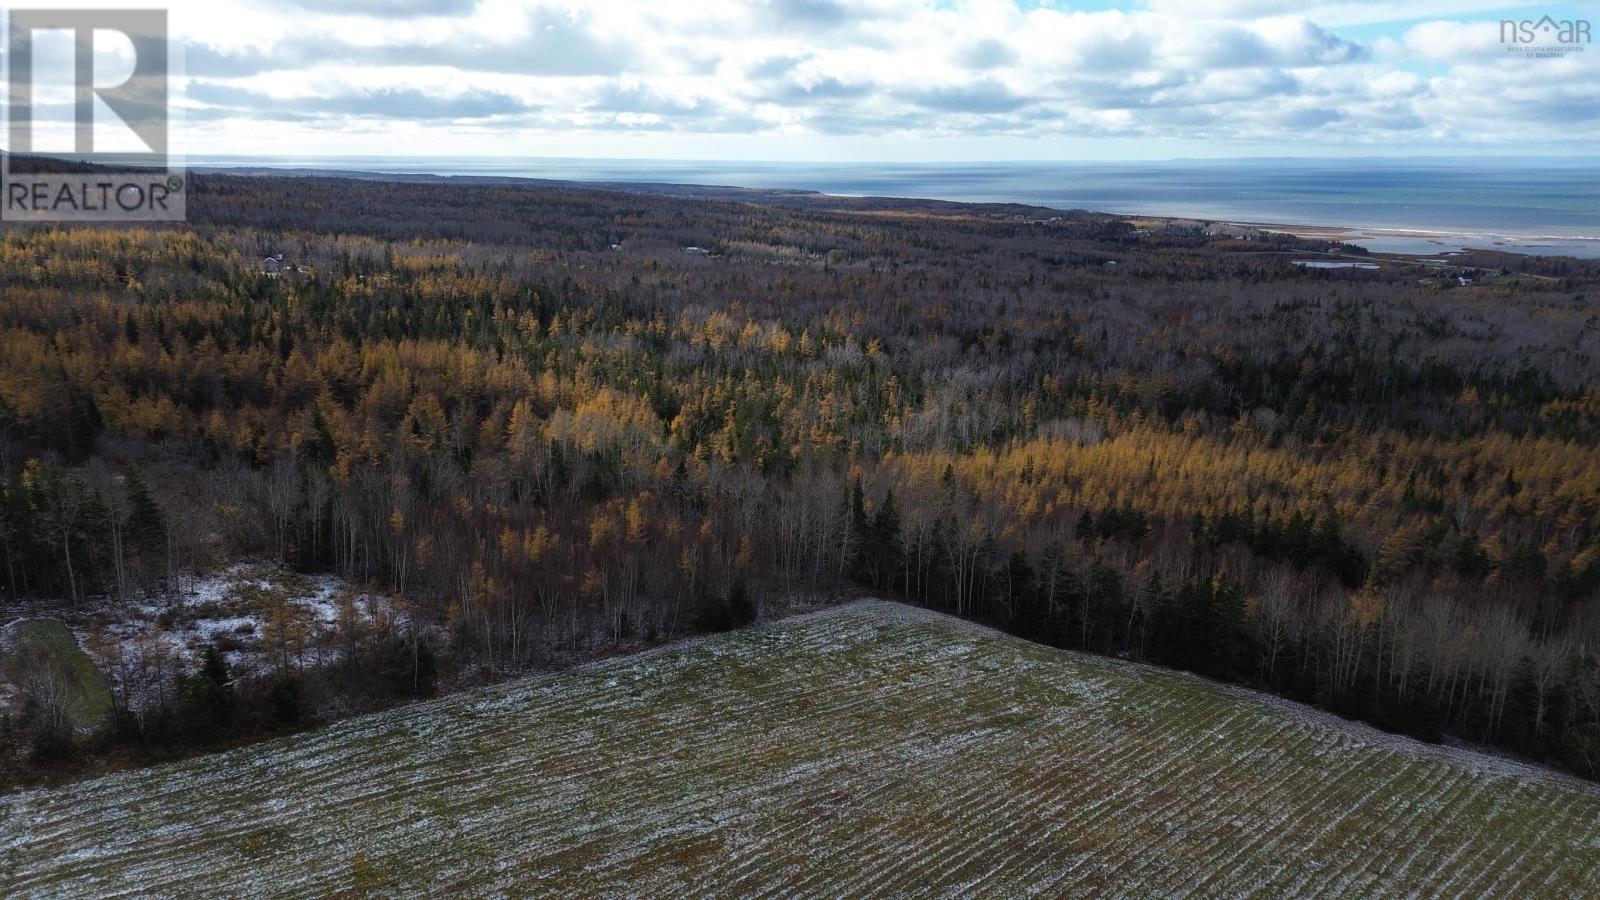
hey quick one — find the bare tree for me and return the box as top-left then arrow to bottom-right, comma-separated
1255,567 -> 1300,681
87,461 -> 129,602
264,453 -> 302,563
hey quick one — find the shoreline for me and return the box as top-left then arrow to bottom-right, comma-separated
178,160 -> 1600,261
1227,221 -> 1600,259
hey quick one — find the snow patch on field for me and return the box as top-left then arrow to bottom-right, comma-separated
2,599 -> 1596,898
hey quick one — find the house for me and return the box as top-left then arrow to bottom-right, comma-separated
262,254 -> 284,277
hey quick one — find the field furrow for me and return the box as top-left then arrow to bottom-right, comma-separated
4,601 -> 1597,898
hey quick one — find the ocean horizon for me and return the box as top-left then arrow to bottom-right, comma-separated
188,155 -> 1600,259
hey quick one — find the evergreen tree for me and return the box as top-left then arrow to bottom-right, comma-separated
124,469 -> 167,569
726,581 -> 756,628
1075,510 -> 1096,545
179,646 -> 236,745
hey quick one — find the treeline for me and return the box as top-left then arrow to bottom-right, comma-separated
0,174 -> 1598,783
839,482 -> 1600,777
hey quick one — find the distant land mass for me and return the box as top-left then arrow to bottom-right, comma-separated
185,155 -> 1600,259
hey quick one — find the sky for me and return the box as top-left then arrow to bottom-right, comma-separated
9,0 -> 1600,160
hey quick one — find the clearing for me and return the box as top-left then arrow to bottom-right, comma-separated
4,600 -> 1598,897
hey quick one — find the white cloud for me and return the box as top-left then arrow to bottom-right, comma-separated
121,0 -> 1600,155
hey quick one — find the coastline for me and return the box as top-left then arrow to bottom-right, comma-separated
1236,222 -> 1600,259
179,158 -> 1600,262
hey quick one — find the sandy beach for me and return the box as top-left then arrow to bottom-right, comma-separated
1239,222 -> 1600,258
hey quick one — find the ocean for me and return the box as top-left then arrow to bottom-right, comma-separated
188,156 -> 1600,258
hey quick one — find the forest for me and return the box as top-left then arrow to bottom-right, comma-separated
2,171 -> 1600,786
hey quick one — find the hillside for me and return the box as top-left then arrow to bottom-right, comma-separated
4,601 -> 1597,897
5,176 -> 1600,783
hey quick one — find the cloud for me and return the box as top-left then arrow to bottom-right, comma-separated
1278,106 -> 1343,128
747,54 -> 811,79
1148,69 -> 1303,107
1140,0 -> 1546,28
761,0 -> 853,30
899,80 -> 1031,113
770,77 -> 875,102
188,83 -> 532,121
159,0 -> 1599,154
956,39 -> 1020,70
281,0 -> 481,14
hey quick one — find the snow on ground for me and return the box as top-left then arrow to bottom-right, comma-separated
2,600 -> 1597,897
39,563 -> 394,707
